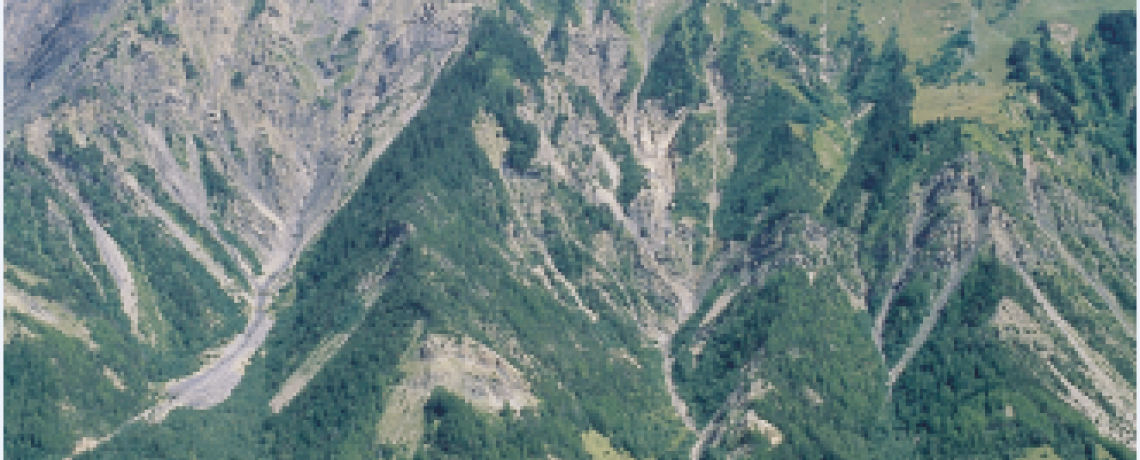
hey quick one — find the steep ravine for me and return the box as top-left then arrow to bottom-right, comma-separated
1023,153 -> 1136,339
40,2 -> 494,455
7,2 -> 1136,458
542,5 -> 710,442
27,130 -> 143,341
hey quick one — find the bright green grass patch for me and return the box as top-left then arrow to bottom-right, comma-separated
911,82 -> 1015,126
582,430 -> 636,460
1019,446 -> 1065,460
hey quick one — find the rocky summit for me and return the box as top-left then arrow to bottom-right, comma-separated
4,0 -> 1136,459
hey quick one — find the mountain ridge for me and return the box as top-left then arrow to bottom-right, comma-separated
4,0 -> 1135,458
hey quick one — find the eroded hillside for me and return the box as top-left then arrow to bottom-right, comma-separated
5,0 -> 1135,459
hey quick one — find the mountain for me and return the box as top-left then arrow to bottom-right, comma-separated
4,0 -> 1135,458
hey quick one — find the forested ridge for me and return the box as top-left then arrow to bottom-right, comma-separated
3,1 -> 1134,459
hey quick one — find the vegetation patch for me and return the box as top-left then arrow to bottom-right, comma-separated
582,430 -> 635,460
128,163 -> 246,288
640,1 -> 712,112
890,248 -> 1133,459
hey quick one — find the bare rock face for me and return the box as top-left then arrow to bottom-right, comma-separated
406,334 -> 539,412
5,0 -> 120,124
377,334 -> 538,450
5,0 -> 1135,458
10,0 -> 497,298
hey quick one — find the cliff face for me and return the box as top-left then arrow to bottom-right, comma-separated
5,1 -> 1135,459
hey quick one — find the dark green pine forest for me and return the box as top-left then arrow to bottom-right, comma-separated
3,1 -> 1135,459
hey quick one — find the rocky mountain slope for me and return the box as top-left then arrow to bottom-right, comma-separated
5,0 -> 1135,458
